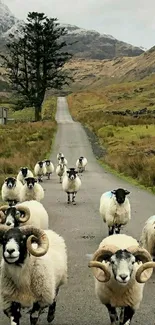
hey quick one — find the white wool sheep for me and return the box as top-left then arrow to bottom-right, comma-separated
0,200 -> 49,229
56,162 -> 67,183
0,225 -> 67,324
99,188 -> 131,235
140,215 -> 155,259
1,177 -> 23,205
34,161 -> 46,182
76,156 -> 87,173
20,177 -> 44,202
89,234 -> 155,325
62,168 -> 81,205
17,167 -> 33,184
44,160 -> 55,180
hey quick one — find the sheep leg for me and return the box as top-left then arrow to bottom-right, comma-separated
115,225 -> 121,234
72,192 -> 77,205
47,173 -> 50,180
30,302 -> 42,325
4,302 -> 21,325
106,304 -> 118,324
108,226 -> 114,236
119,306 -> 135,325
60,176 -> 62,183
67,192 -> 70,204
47,287 -> 60,323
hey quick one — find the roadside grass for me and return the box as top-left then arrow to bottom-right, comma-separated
0,96 -> 57,188
68,76 -> 155,191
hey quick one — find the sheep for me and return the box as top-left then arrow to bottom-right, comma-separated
76,156 -> 87,173
56,162 -> 67,183
57,152 -> 64,161
139,215 -> 155,260
88,234 -> 155,325
20,177 -> 44,202
0,224 -> 67,325
1,177 -> 23,206
34,161 -> 46,182
44,159 -> 55,180
99,188 -> 131,236
17,167 -> 33,185
62,168 -> 81,205
0,200 -> 49,229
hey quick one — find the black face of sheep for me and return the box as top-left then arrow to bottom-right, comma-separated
5,207 -> 23,227
5,177 -> 16,189
110,249 -> 135,285
1,228 -> 28,265
38,161 -> 44,168
111,188 -> 130,204
45,160 -> 51,166
25,177 -> 37,189
79,157 -> 84,163
67,168 -> 78,180
20,167 -> 28,178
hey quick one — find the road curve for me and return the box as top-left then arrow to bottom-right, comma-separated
1,97 -> 155,325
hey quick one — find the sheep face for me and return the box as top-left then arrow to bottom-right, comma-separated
38,161 -> 44,168
111,188 -> 130,205
5,177 -> 17,189
5,207 -> 23,227
67,168 -> 78,180
20,167 -> 28,178
25,177 -> 37,189
79,156 -> 84,163
44,160 -> 51,166
2,228 -> 27,265
110,249 -> 135,285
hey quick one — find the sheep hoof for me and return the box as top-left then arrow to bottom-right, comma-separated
67,201 -> 70,204
47,302 -> 56,323
30,316 -> 38,325
72,202 -> 76,205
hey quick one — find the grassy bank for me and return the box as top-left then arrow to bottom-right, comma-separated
68,76 -> 155,191
0,96 -> 57,187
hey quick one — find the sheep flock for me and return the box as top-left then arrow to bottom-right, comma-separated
0,151 -> 155,325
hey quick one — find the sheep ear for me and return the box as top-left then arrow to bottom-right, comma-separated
34,178 -> 38,182
111,190 -> 116,195
125,190 -> 130,195
67,171 -> 69,174
75,171 -> 78,174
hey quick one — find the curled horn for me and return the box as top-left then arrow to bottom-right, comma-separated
15,205 -> 30,223
127,245 -> 154,283
88,245 -> 119,282
0,205 -> 9,224
20,225 -> 49,257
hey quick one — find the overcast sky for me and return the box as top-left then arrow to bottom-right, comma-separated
3,0 -> 155,49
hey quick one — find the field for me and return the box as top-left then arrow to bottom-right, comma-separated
0,96 -> 57,188
68,75 -> 155,191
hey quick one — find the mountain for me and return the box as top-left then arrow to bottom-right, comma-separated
0,0 -> 144,60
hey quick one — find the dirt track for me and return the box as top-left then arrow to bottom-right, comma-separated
1,97 -> 155,325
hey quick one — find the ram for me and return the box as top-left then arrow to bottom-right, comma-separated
1,177 -> 23,206
62,168 -> 81,205
34,161 -> 46,182
20,177 -> 44,202
0,200 -> 49,229
44,160 -> 54,180
89,234 -> 155,325
17,167 -> 33,184
76,156 -> 87,173
99,188 -> 131,235
0,224 -> 67,325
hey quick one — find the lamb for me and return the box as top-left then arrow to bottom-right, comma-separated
44,159 -> 55,180
56,162 -> 67,183
1,177 -> 23,206
0,224 -> 67,325
139,215 -> 155,259
62,168 -> 81,205
34,161 -> 46,182
0,200 -> 49,229
17,167 -> 33,184
99,188 -> 131,235
76,156 -> 87,173
20,177 -> 44,202
88,234 -> 155,325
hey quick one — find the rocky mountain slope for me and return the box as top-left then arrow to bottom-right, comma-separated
0,0 -> 144,60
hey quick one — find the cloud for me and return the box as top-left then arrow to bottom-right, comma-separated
3,0 -> 155,48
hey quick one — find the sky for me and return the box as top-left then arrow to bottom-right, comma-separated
3,0 -> 155,49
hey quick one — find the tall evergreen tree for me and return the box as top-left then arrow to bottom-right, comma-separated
1,12 -> 72,121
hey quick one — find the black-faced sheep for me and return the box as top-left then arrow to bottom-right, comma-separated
56,162 -> 67,183
34,161 -> 46,182
76,156 -> 87,173
20,177 -> 44,202
139,215 -> 155,260
44,160 -> 54,180
62,168 -> 81,205
1,177 -> 23,206
17,167 -> 33,185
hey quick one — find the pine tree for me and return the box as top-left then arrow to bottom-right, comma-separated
1,12 -> 72,121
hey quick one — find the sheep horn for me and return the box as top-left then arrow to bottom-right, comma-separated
20,225 -> 49,257
88,245 -> 119,282
0,205 -> 9,224
15,205 -> 30,223
136,261 -> 155,283
127,245 -> 153,283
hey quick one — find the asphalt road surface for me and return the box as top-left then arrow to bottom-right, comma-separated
1,97 -> 155,325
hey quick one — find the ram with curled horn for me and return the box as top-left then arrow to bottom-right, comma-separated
0,200 -> 49,229
0,224 -> 68,325
88,234 -> 155,325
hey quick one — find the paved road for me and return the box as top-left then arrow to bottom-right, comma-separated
1,97 -> 155,324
